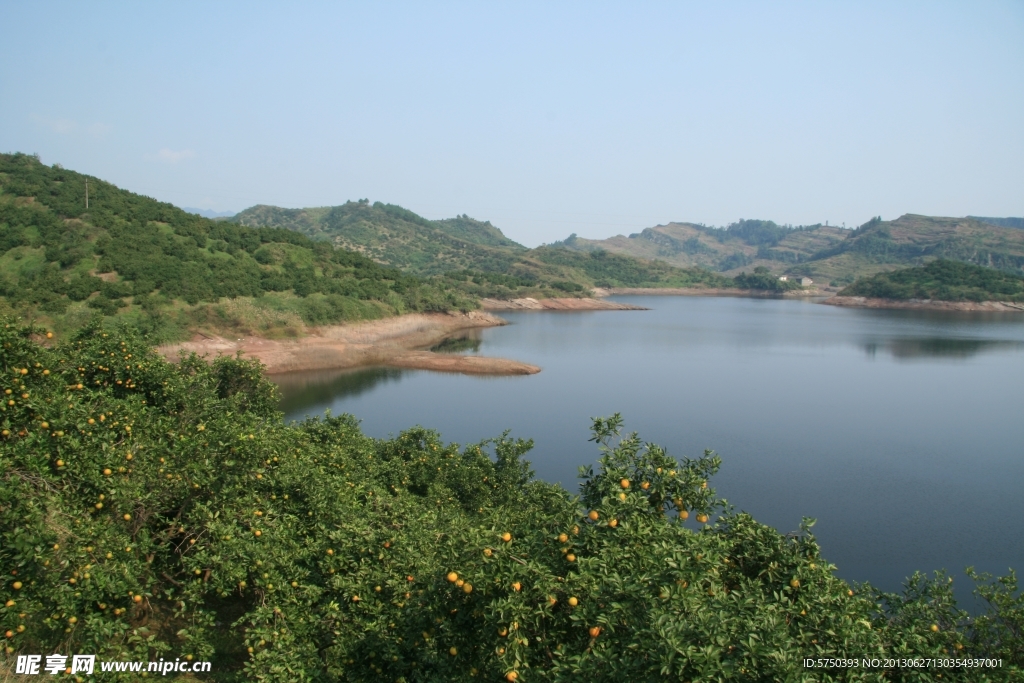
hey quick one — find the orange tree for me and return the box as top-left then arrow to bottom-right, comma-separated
1,318 -> 1020,682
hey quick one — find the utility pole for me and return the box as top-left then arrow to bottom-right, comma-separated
85,179 -> 89,209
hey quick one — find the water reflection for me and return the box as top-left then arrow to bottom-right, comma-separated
430,331 -> 482,354
276,366 -> 406,416
862,337 -> 1024,360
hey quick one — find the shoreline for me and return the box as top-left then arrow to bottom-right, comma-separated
157,310 -> 541,376
590,287 -> 826,298
822,296 -> 1024,312
480,297 -> 648,311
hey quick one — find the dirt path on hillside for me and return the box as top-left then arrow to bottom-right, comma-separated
157,311 -> 541,376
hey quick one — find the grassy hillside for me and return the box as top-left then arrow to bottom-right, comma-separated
2,320 -> 1020,681
554,215 -> 1024,287
839,259 -> 1024,302
232,203 -> 735,296
0,154 -> 473,341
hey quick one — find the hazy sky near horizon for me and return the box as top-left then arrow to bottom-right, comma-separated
2,2 -> 1022,247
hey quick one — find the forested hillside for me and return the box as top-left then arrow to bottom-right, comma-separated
0,154 -> 472,340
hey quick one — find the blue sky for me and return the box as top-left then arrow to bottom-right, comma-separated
2,1 -> 1021,246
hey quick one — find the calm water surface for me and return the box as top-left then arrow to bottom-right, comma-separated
277,296 -> 1024,596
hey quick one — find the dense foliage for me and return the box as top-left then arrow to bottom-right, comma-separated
2,320 -> 1021,681
0,153 -> 473,340
839,260 -> 1024,302
733,267 -> 803,292
717,220 -> 822,248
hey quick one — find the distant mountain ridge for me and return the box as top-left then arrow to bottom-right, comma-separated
969,216 -> 1024,230
554,215 -> 1024,285
232,197 -> 1024,289
181,207 -> 237,219
550,220 -> 848,275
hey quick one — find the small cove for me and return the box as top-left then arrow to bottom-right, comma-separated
276,296 -> 1024,596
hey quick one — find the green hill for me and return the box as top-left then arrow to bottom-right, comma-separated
231,202 -> 734,295
838,259 -> 1024,302
231,202 -> 526,275
0,153 -> 473,341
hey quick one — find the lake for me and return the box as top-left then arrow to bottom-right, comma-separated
276,296 -> 1024,598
